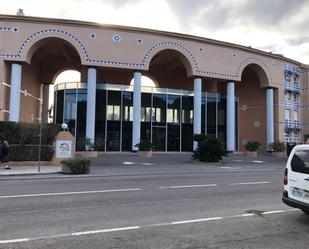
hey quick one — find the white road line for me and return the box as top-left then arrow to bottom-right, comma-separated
0,188 -> 141,199
229,181 -> 270,186
72,226 -> 140,236
0,238 -> 30,244
229,213 -> 255,218
171,217 -> 223,225
159,184 -> 217,189
220,166 -> 241,169
0,209 -> 299,245
263,210 -> 284,215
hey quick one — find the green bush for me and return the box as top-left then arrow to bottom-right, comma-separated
0,121 -> 60,145
269,142 -> 285,152
85,137 -> 94,151
245,141 -> 261,152
0,122 -> 60,161
193,138 -> 227,162
61,159 -> 91,174
193,134 -> 207,143
135,140 -> 152,151
94,138 -> 105,151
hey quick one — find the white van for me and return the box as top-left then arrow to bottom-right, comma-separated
282,144 -> 309,214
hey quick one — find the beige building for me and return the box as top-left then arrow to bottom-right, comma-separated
0,13 -> 308,152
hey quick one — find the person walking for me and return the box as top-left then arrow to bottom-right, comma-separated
1,141 -> 10,169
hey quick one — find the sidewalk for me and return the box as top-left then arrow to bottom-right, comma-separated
0,153 -> 287,177
0,166 -> 61,176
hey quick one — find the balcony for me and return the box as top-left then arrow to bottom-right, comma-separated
293,83 -> 300,94
284,82 -> 293,92
293,102 -> 300,110
294,120 -> 301,131
285,119 -> 293,131
285,100 -> 292,110
284,136 -> 292,143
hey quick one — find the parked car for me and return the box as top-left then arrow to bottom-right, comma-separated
282,144 -> 309,214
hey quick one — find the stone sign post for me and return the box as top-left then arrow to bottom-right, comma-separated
51,131 -> 75,165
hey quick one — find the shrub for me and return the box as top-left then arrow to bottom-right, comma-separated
0,122 -> 60,161
61,159 -> 91,174
135,140 -> 152,151
85,137 -> 94,151
0,121 -> 60,145
245,141 -> 261,152
193,138 -> 227,162
269,142 -> 285,152
94,138 -> 105,151
193,134 -> 207,143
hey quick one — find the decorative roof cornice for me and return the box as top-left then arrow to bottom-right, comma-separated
0,14 -> 304,66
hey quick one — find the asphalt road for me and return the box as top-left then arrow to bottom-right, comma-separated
0,155 -> 308,248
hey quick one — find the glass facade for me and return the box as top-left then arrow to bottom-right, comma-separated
55,83 -> 238,152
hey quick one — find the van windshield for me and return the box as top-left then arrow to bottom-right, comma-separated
291,150 -> 309,174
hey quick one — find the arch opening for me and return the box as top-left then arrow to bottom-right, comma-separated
147,49 -> 193,90
240,63 -> 270,88
237,63 -> 271,152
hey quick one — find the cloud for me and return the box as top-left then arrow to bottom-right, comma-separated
1,0 -> 309,62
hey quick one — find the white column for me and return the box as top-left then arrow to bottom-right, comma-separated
9,63 -> 22,122
132,71 -> 142,151
226,81 -> 235,152
42,84 -> 50,123
86,67 -> 97,145
193,77 -> 202,150
266,88 -> 274,150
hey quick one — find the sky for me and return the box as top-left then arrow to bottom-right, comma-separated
1,0 -> 309,63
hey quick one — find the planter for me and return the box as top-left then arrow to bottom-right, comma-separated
245,151 -> 257,157
61,159 -> 91,174
138,151 -> 152,158
61,164 -> 73,174
78,151 -> 98,158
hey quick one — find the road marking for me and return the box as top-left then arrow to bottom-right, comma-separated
262,210 -> 285,215
171,217 -> 223,225
229,213 -> 255,218
0,209 -> 299,245
253,160 -> 264,164
0,238 -> 30,244
220,166 -> 241,169
72,226 -> 140,236
123,162 -> 134,165
159,184 -> 217,189
0,188 -> 141,199
229,181 -> 270,186
123,162 -> 154,166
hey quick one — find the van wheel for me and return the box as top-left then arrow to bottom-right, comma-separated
301,210 -> 309,215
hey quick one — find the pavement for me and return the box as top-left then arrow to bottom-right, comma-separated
0,152 -> 301,249
0,152 -> 287,177
0,165 -> 62,176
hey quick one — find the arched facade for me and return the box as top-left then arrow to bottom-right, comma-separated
0,14 -> 308,152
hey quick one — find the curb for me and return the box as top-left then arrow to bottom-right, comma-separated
0,169 -> 278,181
0,171 -> 61,177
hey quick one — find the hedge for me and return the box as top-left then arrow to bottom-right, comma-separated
0,121 -> 61,161
0,121 -> 61,145
8,145 -> 53,161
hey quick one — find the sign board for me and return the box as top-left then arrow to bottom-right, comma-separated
56,140 -> 72,159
